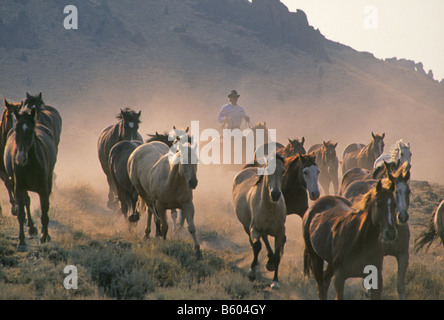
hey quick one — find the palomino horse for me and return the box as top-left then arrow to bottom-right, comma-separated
374,139 -> 411,169
233,154 -> 287,289
145,129 -> 193,233
22,92 -> 62,151
341,161 -> 411,299
307,141 -> 339,195
415,200 -> 444,252
342,132 -> 385,173
303,180 -> 397,300
4,108 -> 57,251
98,108 -> 142,209
109,140 -> 143,224
127,138 -> 201,257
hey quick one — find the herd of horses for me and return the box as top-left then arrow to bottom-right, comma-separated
1,97 -> 444,300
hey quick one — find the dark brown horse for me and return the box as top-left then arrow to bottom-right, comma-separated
22,92 -> 62,151
0,100 -> 23,216
98,108 -> 142,209
109,140 -> 143,224
303,180 -> 397,300
338,167 -> 372,196
340,161 -> 411,299
307,141 -> 339,195
342,132 -> 385,173
277,137 -> 306,157
4,108 -> 57,251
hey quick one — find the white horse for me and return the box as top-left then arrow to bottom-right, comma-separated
374,140 -> 411,169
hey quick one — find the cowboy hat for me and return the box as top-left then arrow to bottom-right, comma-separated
228,90 -> 240,98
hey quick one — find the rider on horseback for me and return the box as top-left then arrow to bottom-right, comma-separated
217,90 -> 251,130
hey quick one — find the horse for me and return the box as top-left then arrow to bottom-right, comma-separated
0,99 -> 23,216
145,129 -> 193,233
302,180 -> 397,300
4,108 -> 57,252
22,92 -> 62,151
341,161 -> 411,299
277,137 -> 306,157
232,154 -> 287,289
374,139 -> 411,169
415,200 -> 444,252
109,140 -> 143,224
127,138 -> 201,257
342,132 -> 385,173
307,141 -> 339,195
97,108 -> 142,209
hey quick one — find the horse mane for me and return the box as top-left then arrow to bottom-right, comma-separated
284,153 -> 316,176
389,139 -> 410,161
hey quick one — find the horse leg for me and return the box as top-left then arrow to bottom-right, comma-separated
270,230 -> 286,290
182,201 -> 201,258
5,178 -> 17,216
262,235 -> 275,272
370,269 -> 383,300
128,190 -> 140,224
333,271 -> 345,300
248,238 -> 262,281
396,253 -> 409,300
312,255 -> 328,299
15,189 -> 27,252
39,192 -> 51,244
24,192 -> 37,236
323,263 -> 334,298
144,205 -> 152,239
106,175 -> 118,209
156,202 -> 168,240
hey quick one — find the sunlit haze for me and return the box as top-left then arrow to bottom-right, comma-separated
282,0 -> 444,81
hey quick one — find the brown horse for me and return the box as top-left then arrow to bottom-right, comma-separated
277,137 -> 306,157
342,132 -> 385,173
97,108 -> 142,209
233,154 -> 287,289
303,180 -> 397,300
307,141 -> 339,195
341,162 -> 411,299
338,167 -> 372,196
0,100 -> 23,216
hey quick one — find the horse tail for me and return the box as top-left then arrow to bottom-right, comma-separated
414,216 -> 438,252
303,247 -> 312,277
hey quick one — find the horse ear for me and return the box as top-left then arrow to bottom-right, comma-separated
371,132 -> 376,139
287,138 -> 291,143
323,141 -> 327,147
301,137 -> 305,145
173,126 -> 176,130
4,99 -> 10,108
38,92 -> 43,100
376,180 -> 382,192
382,133 -> 385,139
334,142 -> 338,148
26,92 -> 30,99
186,127 -> 189,133
137,111 -> 141,118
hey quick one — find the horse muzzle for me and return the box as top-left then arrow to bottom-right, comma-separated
188,178 -> 198,190
270,190 -> 282,202
310,190 -> 320,201
16,153 -> 27,166
397,211 -> 409,224
383,227 -> 397,242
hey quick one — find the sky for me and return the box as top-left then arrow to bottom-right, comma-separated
281,0 -> 444,81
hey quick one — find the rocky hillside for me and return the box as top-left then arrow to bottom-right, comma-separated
0,0 -> 443,183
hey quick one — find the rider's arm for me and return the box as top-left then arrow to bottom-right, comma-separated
217,105 -> 228,123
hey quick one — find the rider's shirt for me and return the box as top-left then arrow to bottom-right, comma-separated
217,103 -> 247,129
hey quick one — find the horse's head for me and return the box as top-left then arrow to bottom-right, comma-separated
13,107 -> 36,167
367,180 -> 397,242
322,141 -> 338,171
3,99 -> 22,132
169,140 -> 198,190
286,137 -> 306,156
386,161 -> 411,224
285,153 -> 320,200
397,141 -> 412,166
23,92 -> 45,113
117,108 -> 141,140
256,154 -> 286,203
371,132 -> 385,158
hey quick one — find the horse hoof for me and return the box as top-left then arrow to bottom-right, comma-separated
270,281 -> 280,290
247,268 -> 256,281
17,244 -> 28,252
40,235 -> 51,244
29,226 -> 38,236
266,261 -> 275,272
